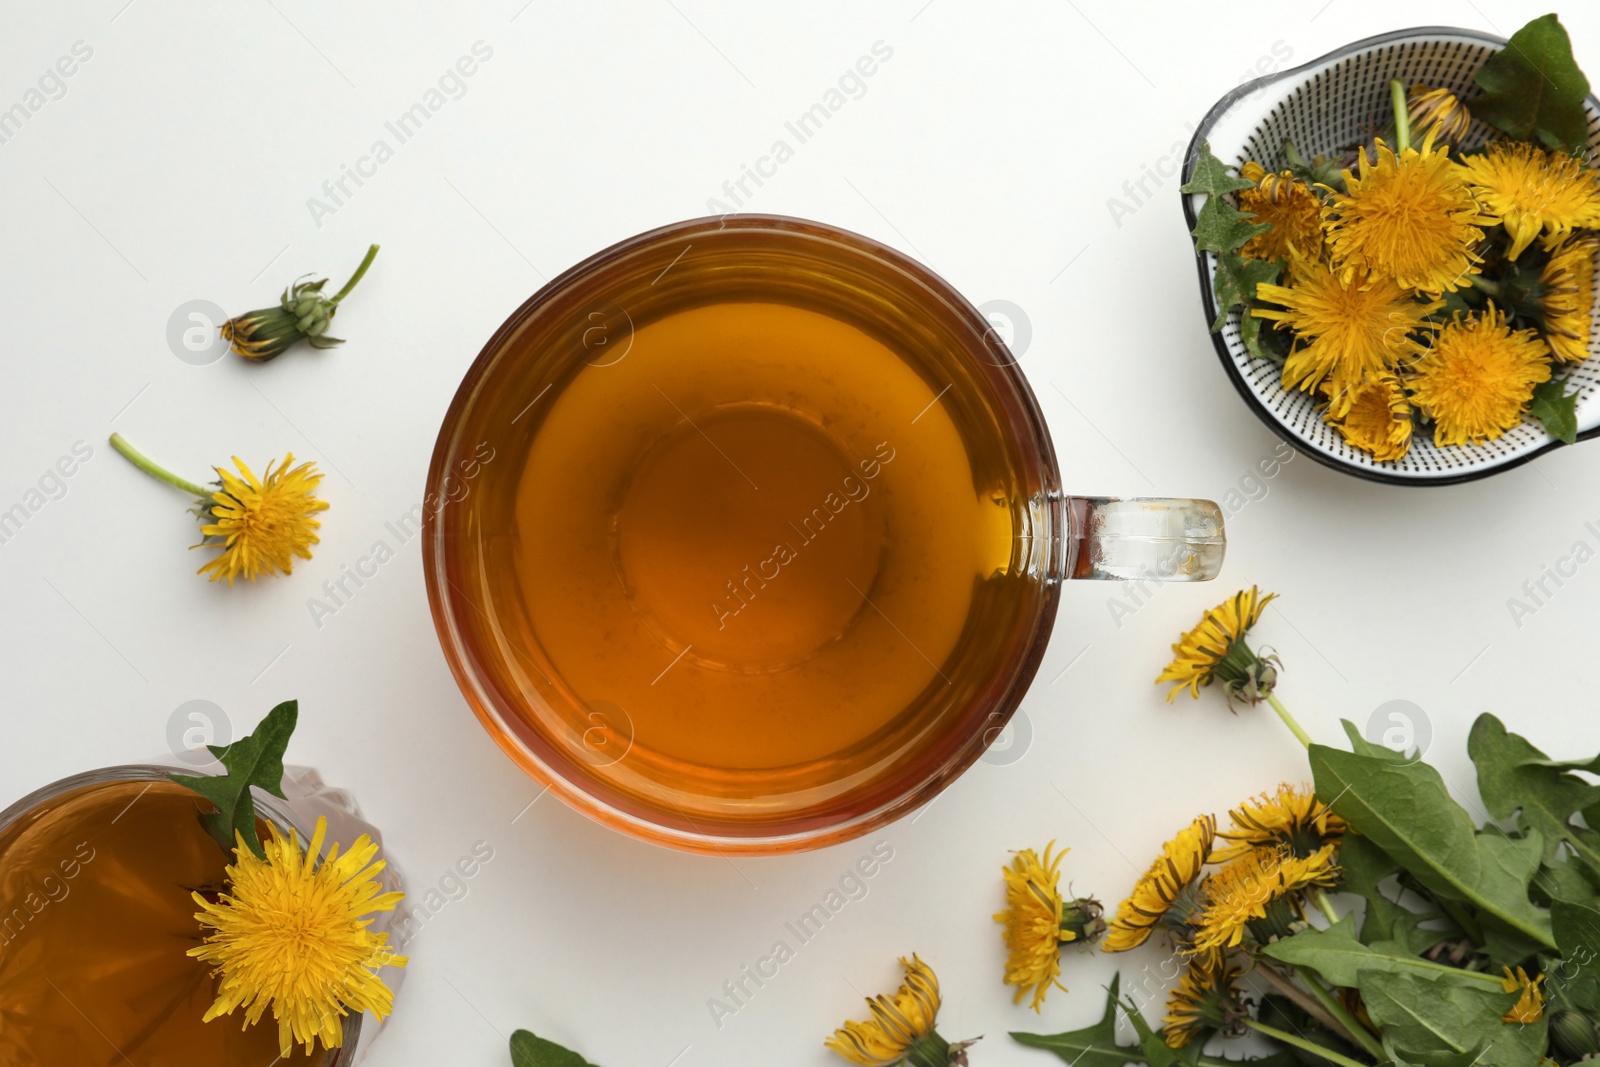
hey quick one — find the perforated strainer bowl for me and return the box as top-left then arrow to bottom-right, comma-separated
1182,25 -> 1600,485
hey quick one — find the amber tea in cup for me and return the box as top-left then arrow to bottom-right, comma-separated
0,768 -> 342,1065
425,216 -> 1223,853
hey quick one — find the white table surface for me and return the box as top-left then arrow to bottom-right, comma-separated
5,2 -> 1600,1064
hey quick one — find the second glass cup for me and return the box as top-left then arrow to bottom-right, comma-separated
424,215 -> 1223,854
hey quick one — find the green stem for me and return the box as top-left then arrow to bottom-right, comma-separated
1294,966 -> 1385,1061
1466,274 -> 1503,298
1391,79 -> 1411,153
329,243 -> 380,304
1311,889 -> 1342,927
1246,1019 -> 1372,1067
1266,692 -> 1313,749
1018,1039 -> 1338,1067
1252,963 -> 1348,1040
109,433 -> 211,499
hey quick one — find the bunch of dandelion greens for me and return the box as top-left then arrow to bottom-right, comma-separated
170,700 -> 408,1058
1011,586 -> 1600,1067
1188,13 -> 1600,462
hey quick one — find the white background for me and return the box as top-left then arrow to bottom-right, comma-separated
3,2 -> 1599,1065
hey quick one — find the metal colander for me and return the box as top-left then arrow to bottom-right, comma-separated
1182,25 -> 1600,485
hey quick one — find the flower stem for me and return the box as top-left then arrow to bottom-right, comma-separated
1246,1019 -> 1371,1067
1294,965 -> 1385,1061
1391,79 -> 1411,153
1467,274 -> 1503,298
1266,692 -> 1313,749
1311,888 -> 1341,927
329,243 -> 380,305
1252,963 -> 1347,1038
109,433 -> 210,499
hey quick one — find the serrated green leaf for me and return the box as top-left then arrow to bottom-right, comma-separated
1310,740 -> 1556,950
1341,832 -> 1401,898
1478,913 -> 1547,971
1192,202 -> 1272,257
169,699 -> 296,859
1358,970 -> 1541,1067
510,1030 -> 598,1067
1184,142 -> 1282,338
1530,378 -> 1580,445
1470,713 -> 1600,866
1262,914 -> 1495,989
1211,255 -> 1282,333
1240,300 -> 1288,361
1532,853 -> 1600,906
1121,996 -> 1200,1067
1553,898 -> 1600,982
1341,719 -> 1410,763
1013,975 -> 1141,1067
1181,142 -> 1256,200
1469,14 -> 1591,153
1365,893 -> 1447,957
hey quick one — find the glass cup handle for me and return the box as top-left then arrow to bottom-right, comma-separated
1063,496 -> 1225,582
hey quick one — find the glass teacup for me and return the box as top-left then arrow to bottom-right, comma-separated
0,766 -> 358,1065
424,215 -> 1223,854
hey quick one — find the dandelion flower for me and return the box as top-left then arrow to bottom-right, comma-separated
1322,134 -> 1492,292
1156,587 -> 1279,706
1239,162 -> 1325,264
1104,815 -> 1216,953
1460,142 -> 1600,260
1539,234 -> 1597,363
190,817 -> 408,1057
1211,784 -> 1347,863
994,843 -> 1104,1011
1326,373 -> 1414,462
1163,953 -> 1247,1048
198,454 -> 330,584
1502,967 -> 1546,1024
1408,306 -> 1552,446
826,956 -> 973,1067
1407,85 -> 1472,147
109,434 -> 329,585
1254,256 -> 1440,402
1190,844 -> 1340,954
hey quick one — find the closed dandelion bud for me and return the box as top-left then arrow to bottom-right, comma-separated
1552,1009 -> 1600,1060
222,244 -> 379,362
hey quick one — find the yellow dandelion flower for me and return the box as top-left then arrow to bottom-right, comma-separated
190,817 -> 408,1058
1322,134 -> 1492,292
1104,815 -> 1216,953
827,956 -> 971,1067
1460,141 -> 1600,261
1326,373 -> 1414,462
1408,306 -> 1552,446
994,843 -> 1103,1011
1502,967 -> 1546,1024
1156,587 -> 1279,705
1211,783 -> 1347,863
1239,162 -> 1325,264
198,454 -> 330,584
1539,234 -> 1597,363
1254,256 -> 1440,402
1407,85 -> 1472,147
1163,952 -> 1246,1048
1190,843 -> 1340,954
